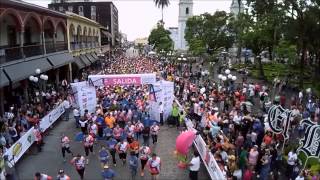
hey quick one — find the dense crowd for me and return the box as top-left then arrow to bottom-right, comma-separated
2,50 -> 320,180
172,60 -> 320,180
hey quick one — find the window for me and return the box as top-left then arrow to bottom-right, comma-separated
91,6 -> 96,21
59,6 -> 64,11
78,6 -> 83,16
186,7 -> 189,15
68,6 -> 73,12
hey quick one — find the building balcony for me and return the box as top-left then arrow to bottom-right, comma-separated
0,42 -> 68,65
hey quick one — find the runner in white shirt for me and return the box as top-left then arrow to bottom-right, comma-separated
83,134 -> 94,164
150,123 -> 160,144
71,154 -> 86,180
63,98 -> 71,121
139,145 -> 151,177
116,140 -> 129,165
147,153 -> 161,180
188,151 -> 200,180
61,134 -> 73,162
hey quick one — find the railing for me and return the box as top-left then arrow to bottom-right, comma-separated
55,42 -> 67,52
0,46 -> 23,63
23,44 -> 43,58
45,42 -> 55,54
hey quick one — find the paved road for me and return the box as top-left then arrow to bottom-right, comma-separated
15,115 -> 209,180
15,52 -> 210,180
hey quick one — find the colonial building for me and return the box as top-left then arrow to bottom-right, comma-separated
177,0 -> 193,51
0,0 -> 102,115
48,0 -> 119,48
66,11 -> 102,78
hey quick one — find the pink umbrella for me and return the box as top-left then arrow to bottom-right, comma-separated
176,131 -> 196,155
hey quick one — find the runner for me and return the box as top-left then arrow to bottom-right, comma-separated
56,169 -> 70,180
79,117 -> 88,134
113,124 -> 123,142
129,138 -> 140,157
101,165 -> 116,180
139,145 -> 151,177
187,151 -> 200,180
34,172 -> 52,180
150,122 -> 160,145
128,151 -> 139,180
116,139 -> 129,165
106,136 -> 118,167
83,133 -> 94,164
141,126 -> 150,146
61,133 -> 73,162
147,153 -> 161,180
99,145 -> 110,168
70,154 -> 86,180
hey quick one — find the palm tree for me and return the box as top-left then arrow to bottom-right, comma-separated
154,0 -> 170,24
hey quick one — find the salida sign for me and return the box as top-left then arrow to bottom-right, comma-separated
103,77 -> 141,86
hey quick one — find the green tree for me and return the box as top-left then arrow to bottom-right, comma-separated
242,16 -> 273,79
275,39 -> 297,64
154,0 -> 170,24
185,11 -> 234,55
148,23 -> 173,52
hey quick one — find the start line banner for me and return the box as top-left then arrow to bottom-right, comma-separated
88,73 -> 157,87
3,103 -> 65,167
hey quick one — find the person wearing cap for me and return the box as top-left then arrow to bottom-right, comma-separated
147,153 -> 161,180
101,165 -> 116,180
56,169 -> 70,180
99,145 -> 110,168
34,172 -> 52,180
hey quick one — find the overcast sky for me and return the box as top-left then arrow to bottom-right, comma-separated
24,0 -> 231,41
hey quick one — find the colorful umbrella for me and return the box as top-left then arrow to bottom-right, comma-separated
175,130 -> 196,155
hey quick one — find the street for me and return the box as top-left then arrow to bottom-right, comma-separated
15,113 -> 209,180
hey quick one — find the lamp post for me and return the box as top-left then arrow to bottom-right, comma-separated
29,69 -> 48,103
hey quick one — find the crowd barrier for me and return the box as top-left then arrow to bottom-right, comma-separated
3,103 -> 65,167
175,99 -> 225,180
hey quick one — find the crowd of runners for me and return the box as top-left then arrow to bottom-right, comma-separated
2,49 -> 320,180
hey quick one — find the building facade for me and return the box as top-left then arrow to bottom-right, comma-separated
66,11 -> 102,79
48,0 -> 119,47
177,0 -> 193,51
0,0 -> 101,115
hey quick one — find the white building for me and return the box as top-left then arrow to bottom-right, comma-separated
168,27 -> 179,50
230,0 -> 244,17
177,0 -> 193,51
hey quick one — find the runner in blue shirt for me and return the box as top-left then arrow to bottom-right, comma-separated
101,165 -> 116,180
106,137 -> 118,166
99,145 -> 109,168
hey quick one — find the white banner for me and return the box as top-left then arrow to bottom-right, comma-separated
39,103 -> 65,131
88,73 -> 157,87
148,80 -> 174,122
3,127 -> 35,167
71,82 -> 97,116
3,103 -> 66,167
